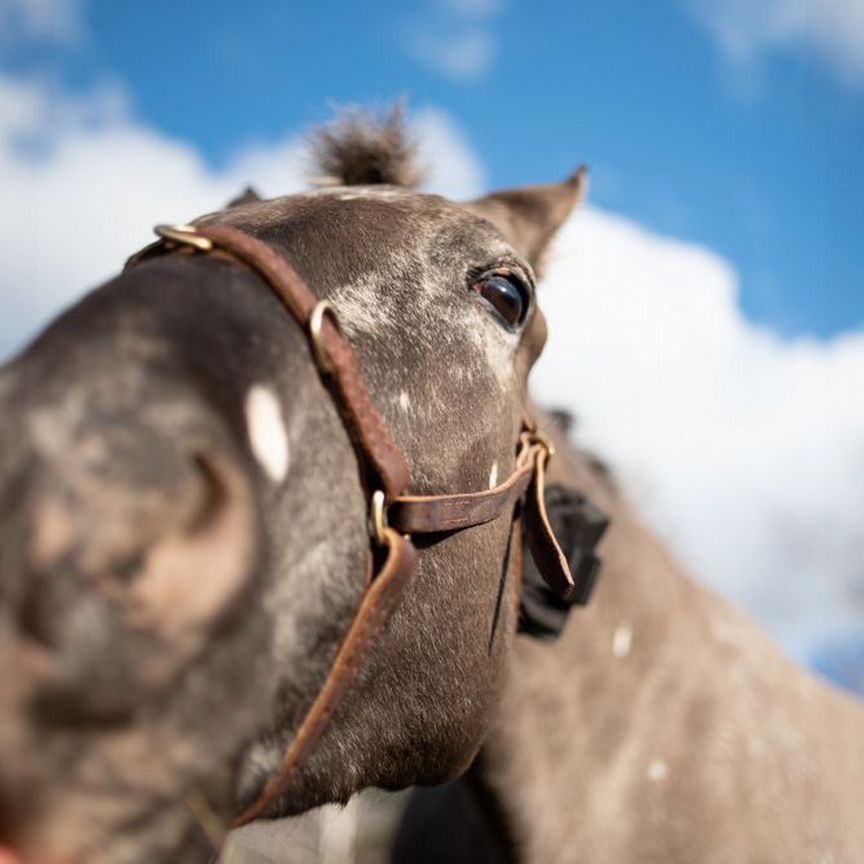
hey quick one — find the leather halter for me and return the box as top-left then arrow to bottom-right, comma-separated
126,221 -> 582,826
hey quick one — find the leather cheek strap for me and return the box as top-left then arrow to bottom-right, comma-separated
195,224 -> 412,500
129,223 -> 412,501
233,528 -> 417,827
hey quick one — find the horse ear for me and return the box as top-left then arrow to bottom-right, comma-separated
465,167 -> 587,274
227,186 -> 262,208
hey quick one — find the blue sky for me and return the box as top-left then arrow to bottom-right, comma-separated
2,0 -> 862,338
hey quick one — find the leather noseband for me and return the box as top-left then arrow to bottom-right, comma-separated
126,222 -> 587,826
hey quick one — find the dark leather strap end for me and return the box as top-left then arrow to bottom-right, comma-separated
522,451 -> 576,599
520,480 -> 610,638
567,549 -> 601,606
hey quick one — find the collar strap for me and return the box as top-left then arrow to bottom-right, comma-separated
126,222 -> 582,824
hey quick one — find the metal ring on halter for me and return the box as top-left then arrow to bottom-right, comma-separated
371,490 -> 389,546
154,224 -> 214,252
308,301 -> 342,375
531,429 -> 556,458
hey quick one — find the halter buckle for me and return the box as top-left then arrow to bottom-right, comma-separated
371,490 -> 389,546
154,223 -> 214,252
309,301 -> 342,375
531,429 -> 555,458
515,428 -> 555,474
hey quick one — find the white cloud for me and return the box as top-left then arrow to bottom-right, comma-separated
533,209 -> 864,656
684,0 -> 864,87
404,0 -> 503,81
0,77 -> 480,358
411,29 -> 498,82
0,0 -> 86,46
412,105 -> 486,197
0,78 -> 305,357
440,0 -> 503,18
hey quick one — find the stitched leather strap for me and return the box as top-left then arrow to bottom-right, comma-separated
391,440 -> 539,534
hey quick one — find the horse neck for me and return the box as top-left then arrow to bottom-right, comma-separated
480,423 -> 864,863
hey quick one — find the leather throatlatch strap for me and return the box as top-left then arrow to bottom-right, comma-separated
125,222 -> 583,826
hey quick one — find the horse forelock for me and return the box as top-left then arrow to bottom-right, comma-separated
308,105 -> 422,189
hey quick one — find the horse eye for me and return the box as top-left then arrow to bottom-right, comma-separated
472,274 -> 529,330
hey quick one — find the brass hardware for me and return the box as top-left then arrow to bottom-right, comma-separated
371,490 -> 389,546
516,432 -> 532,469
531,430 -> 555,458
154,223 -> 214,252
308,300 -> 342,375
515,428 -> 555,473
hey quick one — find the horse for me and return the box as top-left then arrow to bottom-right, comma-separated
394,408 -> 864,863
0,110 -> 586,863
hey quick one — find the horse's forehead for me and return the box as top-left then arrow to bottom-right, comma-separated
201,186 -> 505,262
196,186 -> 521,355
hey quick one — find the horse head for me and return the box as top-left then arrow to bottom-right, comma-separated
0,112 -> 584,862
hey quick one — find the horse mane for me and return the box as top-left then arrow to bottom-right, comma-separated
310,105 -> 422,188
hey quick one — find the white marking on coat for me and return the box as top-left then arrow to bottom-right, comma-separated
331,277 -> 397,338
612,625 -> 632,658
488,461 -> 499,488
647,759 -> 668,781
398,390 -> 411,412
245,384 -> 289,483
